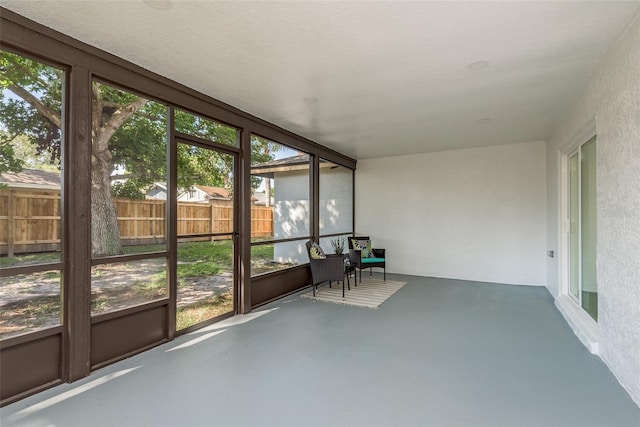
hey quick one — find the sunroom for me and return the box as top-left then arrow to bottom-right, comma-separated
1,2 -> 639,425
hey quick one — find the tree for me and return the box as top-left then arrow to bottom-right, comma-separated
4,133 -> 60,172
250,135 -> 282,207
0,137 -> 24,173
90,82 -> 150,256
1,50 -> 281,257
0,52 -> 62,174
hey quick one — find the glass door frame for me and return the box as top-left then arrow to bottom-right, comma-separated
562,133 -> 597,321
568,148 -> 581,306
169,110 -> 241,336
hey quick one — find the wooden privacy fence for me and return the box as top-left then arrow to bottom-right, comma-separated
0,188 -> 273,256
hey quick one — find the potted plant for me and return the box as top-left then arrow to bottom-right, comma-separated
330,237 -> 345,255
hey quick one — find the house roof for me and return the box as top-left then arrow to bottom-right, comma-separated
251,154 -> 335,178
0,168 -> 61,190
251,154 -> 310,178
194,185 -> 230,199
150,182 -> 167,191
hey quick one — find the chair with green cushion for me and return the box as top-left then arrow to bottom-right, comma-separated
348,236 -> 386,283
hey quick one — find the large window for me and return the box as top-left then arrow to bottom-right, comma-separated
0,50 -> 65,338
250,135 -> 310,275
90,81 -> 168,314
0,14 -> 358,404
175,109 -> 238,147
319,159 -> 353,254
568,136 -> 597,321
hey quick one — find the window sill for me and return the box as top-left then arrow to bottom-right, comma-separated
555,294 -> 600,354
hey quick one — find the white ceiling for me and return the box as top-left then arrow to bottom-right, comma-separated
2,1 -> 639,160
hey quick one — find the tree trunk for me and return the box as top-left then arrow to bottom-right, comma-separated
265,178 -> 271,207
89,86 -> 148,257
91,142 -> 122,257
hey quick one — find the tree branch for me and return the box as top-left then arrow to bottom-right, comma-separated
92,82 -> 101,105
4,61 -> 52,92
101,101 -> 125,109
0,131 -> 20,144
101,103 -> 163,122
134,111 -> 165,122
5,83 -> 62,129
110,173 -> 141,181
110,172 -> 165,182
99,97 -> 149,142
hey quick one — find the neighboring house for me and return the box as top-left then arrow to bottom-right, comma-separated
0,168 -> 61,190
146,183 -> 232,205
251,190 -> 274,207
252,154 -> 352,264
145,182 -> 167,200
178,185 -> 230,204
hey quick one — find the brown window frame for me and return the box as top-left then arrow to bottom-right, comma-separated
0,6 -> 356,406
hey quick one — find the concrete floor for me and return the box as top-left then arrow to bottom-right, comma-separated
2,275 -> 639,427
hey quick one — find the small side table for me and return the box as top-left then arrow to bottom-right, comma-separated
343,255 -> 356,298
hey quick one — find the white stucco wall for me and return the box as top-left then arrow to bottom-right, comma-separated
546,13 -> 640,406
272,166 -> 353,263
355,140 -> 547,286
272,170 -> 309,264
319,165 -> 353,236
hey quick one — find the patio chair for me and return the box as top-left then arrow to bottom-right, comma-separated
348,236 -> 386,283
306,240 -> 350,298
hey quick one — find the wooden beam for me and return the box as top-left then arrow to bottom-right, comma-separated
63,65 -> 92,382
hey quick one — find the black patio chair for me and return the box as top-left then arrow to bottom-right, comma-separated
305,240 -> 350,298
348,236 -> 386,283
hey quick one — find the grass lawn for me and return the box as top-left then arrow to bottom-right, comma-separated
1,239 -> 298,337
176,293 -> 233,330
0,252 -> 61,268
2,240 -> 281,271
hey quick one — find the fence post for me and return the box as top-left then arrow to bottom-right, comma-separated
149,201 -> 154,243
7,190 -> 15,258
133,200 -> 139,242
52,193 -> 59,245
210,203 -> 215,242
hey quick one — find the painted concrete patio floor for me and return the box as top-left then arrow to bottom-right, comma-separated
2,274 -> 639,426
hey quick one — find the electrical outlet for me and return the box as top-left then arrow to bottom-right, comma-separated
547,250 -> 554,258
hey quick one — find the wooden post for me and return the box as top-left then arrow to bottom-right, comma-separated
7,190 -> 15,258
214,202 -> 216,242
238,130 -> 252,314
64,65 -> 92,382
52,192 -> 60,248
151,200 -> 158,243
167,107 -> 177,339
311,154 -> 320,242
133,200 -> 139,242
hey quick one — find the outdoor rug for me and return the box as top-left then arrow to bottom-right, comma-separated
301,278 -> 407,308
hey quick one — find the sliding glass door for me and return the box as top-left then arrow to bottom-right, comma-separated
568,136 -> 597,321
